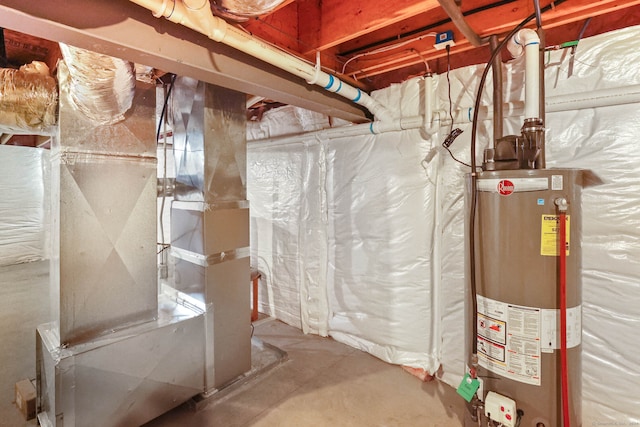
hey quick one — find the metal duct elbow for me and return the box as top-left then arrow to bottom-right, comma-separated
0,62 -> 57,134
59,44 -> 136,126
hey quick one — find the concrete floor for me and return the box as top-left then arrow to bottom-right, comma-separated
0,261 -> 466,427
0,260 -> 49,427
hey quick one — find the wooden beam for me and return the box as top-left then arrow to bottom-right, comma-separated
345,0 -> 640,80
242,1 -> 300,54
370,4 -> 640,88
299,0 -> 442,54
475,0 -> 640,35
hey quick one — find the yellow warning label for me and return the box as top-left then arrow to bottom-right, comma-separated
540,215 -> 570,256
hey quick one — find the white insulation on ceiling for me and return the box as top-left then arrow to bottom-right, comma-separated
247,26 -> 640,423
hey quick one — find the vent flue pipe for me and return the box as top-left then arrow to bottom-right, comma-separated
129,0 -> 394,122
507,29 -> 541,120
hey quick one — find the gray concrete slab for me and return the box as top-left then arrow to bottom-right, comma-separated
0,260 -> 466,427
0,260 -> 49,427
146,319 -> 466,427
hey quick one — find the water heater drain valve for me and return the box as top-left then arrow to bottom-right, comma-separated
484,391 -> 517,427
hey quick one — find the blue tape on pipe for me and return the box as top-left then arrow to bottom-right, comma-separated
324,75 -> 334,89
369,122 -> 375,134
468,107 -> 472,122
353,89 -> 362,102
334,81 -> 343,93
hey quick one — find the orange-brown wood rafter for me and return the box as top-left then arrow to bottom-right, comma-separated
242,1 -> 300,54
299,0 -> 441,54
345,0 -> 640,80
3,28 -> 60,70
369,4 -> 640,88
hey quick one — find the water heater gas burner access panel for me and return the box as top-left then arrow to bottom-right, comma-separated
484,391 -> 517,427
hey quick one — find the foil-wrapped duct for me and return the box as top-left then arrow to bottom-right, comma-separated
59,44 -> 135,125
211,0 -> 288,19
0,62 -> 57,134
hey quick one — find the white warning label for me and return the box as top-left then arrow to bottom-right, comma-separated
477,295 -> 542,386
540,305 -> 582,353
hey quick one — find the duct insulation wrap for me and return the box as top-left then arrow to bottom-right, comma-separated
247,25 -> 640,424
0,65 -> 57,134
212,0 -> 289,17
59,44 -> 136,126
0,145 -> 50,266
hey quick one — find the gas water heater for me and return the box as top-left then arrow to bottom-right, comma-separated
466,168 -> 584,426
459,21 -> 588,427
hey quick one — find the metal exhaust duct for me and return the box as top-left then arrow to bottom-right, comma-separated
169,76 -> 251,391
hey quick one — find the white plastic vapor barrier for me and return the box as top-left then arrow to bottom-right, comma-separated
0,145 -> 50,266
248,26 -> 640,423
248,77 -> 442,371
248,143 -> 306,328
325,130 -> 439,370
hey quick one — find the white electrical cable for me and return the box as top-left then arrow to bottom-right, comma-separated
341,32 -> 437,75
411,48 -> 432,74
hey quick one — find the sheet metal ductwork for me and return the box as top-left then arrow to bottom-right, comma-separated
59,44 -> 136,126
169,76 -> 251,390
37,52 -> 207,427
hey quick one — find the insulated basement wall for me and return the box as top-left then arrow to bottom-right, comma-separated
249,81 -> 441,371
0,145 -> 49,266
247,26 -> 640,423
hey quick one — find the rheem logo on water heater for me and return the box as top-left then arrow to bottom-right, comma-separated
498,179 -> 515,196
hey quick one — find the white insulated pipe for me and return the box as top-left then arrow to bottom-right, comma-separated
507,29 -> 540,120
248,115 -> 430,149
249,83 -> 640,148
448,84 -> 640,124
129,0 -> 394,121
424,75 -> 434,131
421,74 -> 440,137
249,76 -> 441,148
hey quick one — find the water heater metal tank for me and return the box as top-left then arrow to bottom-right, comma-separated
466,168 -> 585,426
